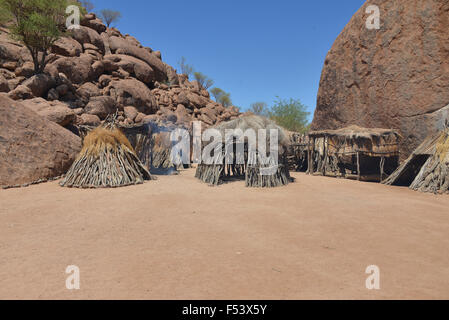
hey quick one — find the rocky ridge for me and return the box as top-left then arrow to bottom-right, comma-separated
0,13 -> 241,132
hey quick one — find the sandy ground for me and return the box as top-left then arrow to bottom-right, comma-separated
0,169 -> 448,300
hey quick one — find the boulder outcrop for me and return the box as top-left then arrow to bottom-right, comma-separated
311,0 -> 449,159
0,94 -> 81,187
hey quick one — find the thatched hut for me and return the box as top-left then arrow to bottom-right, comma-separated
383,127 -> 449,194
78,120 -> 185,175
195,115 -> 292,187
60,126 -> 152,188
307,126 -> 400,182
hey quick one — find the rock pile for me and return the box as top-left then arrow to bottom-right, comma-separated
0,13 -> 241,132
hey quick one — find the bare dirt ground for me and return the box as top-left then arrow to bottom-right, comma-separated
0,169 -> 448,300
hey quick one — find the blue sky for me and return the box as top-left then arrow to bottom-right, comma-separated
92,0 -> 365,122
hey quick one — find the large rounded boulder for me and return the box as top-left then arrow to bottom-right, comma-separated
311,0 -> 449,159
0,94 -> 81,187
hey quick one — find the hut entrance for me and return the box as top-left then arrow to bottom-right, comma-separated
390,154 -> 430,186
383,127 -> 449,193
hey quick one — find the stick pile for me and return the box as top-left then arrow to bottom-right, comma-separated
60,127 -> 152,188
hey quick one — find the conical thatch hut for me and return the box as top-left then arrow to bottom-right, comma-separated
308,126 -> 400,181
60,126 -> 152,188
383,128 -> 449,194
195,115 -> 292,187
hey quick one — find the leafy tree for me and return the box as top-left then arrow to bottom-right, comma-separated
250,102 -> 269,116
79,0 -> 93,12
99,9 -> 121,28
193,71 -> 214,89
0,0 -> 74,74
178,56 -> 194,77
210,87 -> 232,107
268,97 -> 310,133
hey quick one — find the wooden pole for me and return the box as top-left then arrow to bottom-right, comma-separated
380,156 -> 385,182
322,136 -> 328,176
357,151 -> 361,181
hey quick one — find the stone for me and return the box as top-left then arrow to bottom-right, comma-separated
22,74 -> 56,97
124,106 -> 138,122
70,26 -> 105,54
0,75 -> 8,92
107,78 -> 157,114
99,74 -> 112,88
0,95 -> 81,187
78,113 -> 101,126
21,98 -> 76,126
311,0 -> 449,159
76,82 -> 101,101
8,85 -> 33,100
108,36 -> 167,81
47,88 -> 59,101
104,54 -> 155,85
51,54 -> 93,84
81,18 -> 107,34
51,37 -> 82,57
14,61 -> 34,78
84,96 -> 118,120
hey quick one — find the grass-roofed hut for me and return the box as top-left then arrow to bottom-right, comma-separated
195,115 -> 292,188
78,119 -> 184,176
307,126 -> 400,182
60,125 -> 152,188
383,127 -> 449,194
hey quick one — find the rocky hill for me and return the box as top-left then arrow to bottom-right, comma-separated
0,13 -> 240,130
311,0 -> 449,159
0,12 -> 241,187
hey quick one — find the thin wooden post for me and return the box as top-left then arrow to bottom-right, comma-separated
357,151 -> 361,181
380,156 -> 385,182
322,136 -> 328,176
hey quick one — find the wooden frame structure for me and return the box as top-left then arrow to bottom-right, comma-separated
306,126 -> 401,182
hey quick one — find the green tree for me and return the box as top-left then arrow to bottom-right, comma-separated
193,71 -> 214,90
99,9 -> 121,27
0,0 -> 74,74
79,0 -> 93,12
210,87 -> 232,107
178,56 -> 194,77
250,102 -> 269,116
268,97 -> 310,133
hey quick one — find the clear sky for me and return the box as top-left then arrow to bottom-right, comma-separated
92,0 -> 365,122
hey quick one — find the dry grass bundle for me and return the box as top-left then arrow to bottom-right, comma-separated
60,127 -> 152,188
195,115 -> 292,188
79,127 -> 135,157
384,128 -> 449,194
436,131 -> 449,163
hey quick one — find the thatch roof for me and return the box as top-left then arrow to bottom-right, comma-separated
195,115 -> 292,188
383,128 -> 449,193
212,115 -> 290,148
309,125 -> 400,140
60,127 -> 152,188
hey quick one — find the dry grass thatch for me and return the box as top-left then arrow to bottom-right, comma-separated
195,115 -> 292,188
383,128 -> 449,194
307,125 -> 401,181
309,125 -> 400,140
60,127 -> 152,188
